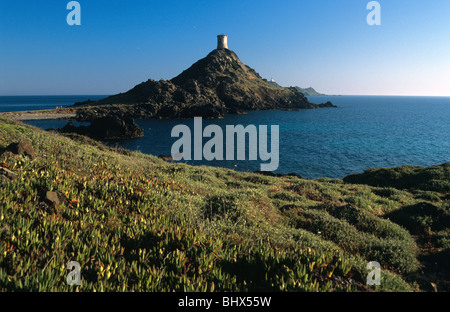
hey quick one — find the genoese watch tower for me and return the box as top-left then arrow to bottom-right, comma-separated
217,34 -> 228,49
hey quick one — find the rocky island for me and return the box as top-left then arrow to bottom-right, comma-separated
72,35 -> 335,126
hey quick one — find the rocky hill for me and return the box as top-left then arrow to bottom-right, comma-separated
267,80 -> 326,97
74,49 -> 335,120
294,86 -> 326,96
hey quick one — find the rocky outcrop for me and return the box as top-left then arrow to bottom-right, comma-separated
57,115 -> 144,140
2,140 -> 36,158
318,101 -> 335,108
73,49 -> 336,120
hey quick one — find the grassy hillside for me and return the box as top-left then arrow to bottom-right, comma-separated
344,164 -> 450,193
0,117 -> 448,292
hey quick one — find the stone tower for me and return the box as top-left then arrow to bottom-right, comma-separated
217,34 -> 228,49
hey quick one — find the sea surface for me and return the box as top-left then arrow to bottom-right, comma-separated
2,95 -> 449,179
0,95 -> 107,113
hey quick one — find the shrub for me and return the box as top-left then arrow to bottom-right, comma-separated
343,163 -> 450,193
284,208 -> 419,273
328,205 -> 413,242
385,202 -> 450,235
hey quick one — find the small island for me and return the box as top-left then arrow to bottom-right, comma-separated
66,35 -> 335,139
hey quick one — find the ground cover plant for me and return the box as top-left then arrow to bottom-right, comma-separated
1,118 -> 448,292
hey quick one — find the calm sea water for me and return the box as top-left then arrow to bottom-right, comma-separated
0,95 -> 107,113
3,95 -> 449,179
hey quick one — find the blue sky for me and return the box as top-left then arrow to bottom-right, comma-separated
1,0 -> 449,96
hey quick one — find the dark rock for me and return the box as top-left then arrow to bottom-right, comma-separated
254,170 -> 302,179
58,115 -> 144,140
317,101 -> 337,108
44,191 -> 67,207
89,115 -> 144,140
158,155 -> 174,162
37,201 -> 54,214
3,140 -> 36,158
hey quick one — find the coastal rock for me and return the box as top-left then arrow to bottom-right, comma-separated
88,115 -> 144,140
73,49 -> 336,119
58,115 -> 144,140
317,101 -> 335,108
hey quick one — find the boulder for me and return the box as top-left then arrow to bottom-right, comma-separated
44,191 -> 67,207
3,140 -> 36,158
58,115 -> 144,140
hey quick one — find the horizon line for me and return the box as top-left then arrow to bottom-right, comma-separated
1,94 -> 450,97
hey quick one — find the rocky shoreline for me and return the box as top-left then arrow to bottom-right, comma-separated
55,115 -> 144,140
0,108 -> 77,121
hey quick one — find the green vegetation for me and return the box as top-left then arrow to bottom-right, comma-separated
0,118 -> 448,292
343,163 -> 450,193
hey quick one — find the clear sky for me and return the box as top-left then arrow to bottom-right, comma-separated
1,0 -> 449,96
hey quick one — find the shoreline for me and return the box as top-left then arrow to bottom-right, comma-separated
0,108 -> 77,121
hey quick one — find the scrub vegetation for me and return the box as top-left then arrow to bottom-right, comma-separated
1,118 -> 448,292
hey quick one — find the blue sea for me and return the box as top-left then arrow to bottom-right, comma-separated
1,95 -> 449,179
0,95 -> 107,113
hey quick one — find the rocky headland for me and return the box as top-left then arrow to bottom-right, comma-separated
56,115 -> 144,140
73,48 -> 336,123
